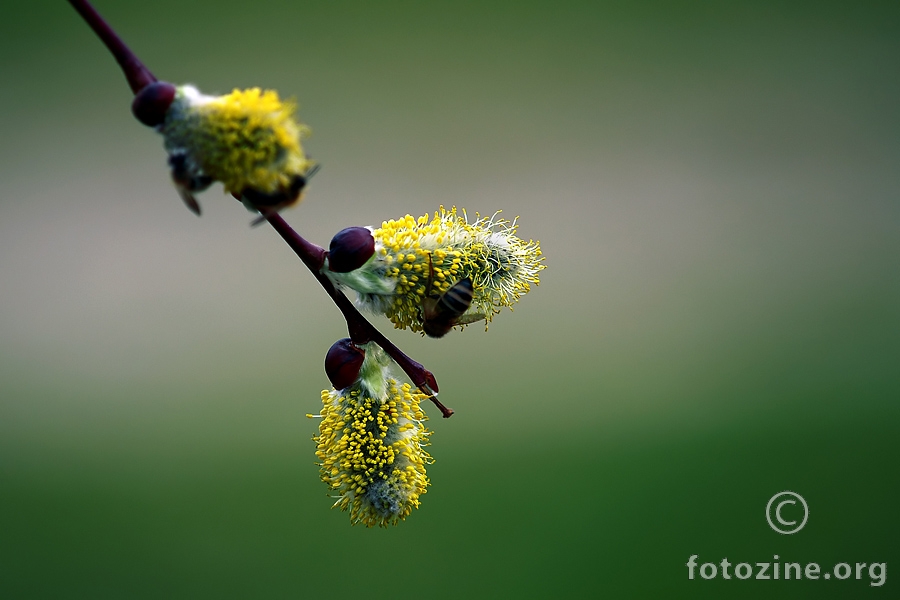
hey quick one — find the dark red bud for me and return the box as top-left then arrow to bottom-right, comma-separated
325,338 -> 365,390
327,227 -> 375,273
131,81 -> 177,127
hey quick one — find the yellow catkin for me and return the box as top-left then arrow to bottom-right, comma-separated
314,380 -> 432,527
162,86 -> 313,196
368,206 -> 545,332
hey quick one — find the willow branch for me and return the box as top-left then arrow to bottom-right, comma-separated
67,0 -> 156,93
67,0 -> 452,418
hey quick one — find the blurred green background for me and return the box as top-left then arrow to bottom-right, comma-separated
1,0 -> 897,597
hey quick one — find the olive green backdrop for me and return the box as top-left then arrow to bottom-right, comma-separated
1,1 -> 897,597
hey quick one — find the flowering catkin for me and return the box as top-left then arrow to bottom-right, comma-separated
312,343 -> 432,527
159,85 -> 314,203
325,206 -> 545,334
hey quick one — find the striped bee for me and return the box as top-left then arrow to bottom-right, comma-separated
168,150 -> 212,215
421,254 -> 484,338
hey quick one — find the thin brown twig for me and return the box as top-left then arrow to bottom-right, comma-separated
67,0 -> 156,93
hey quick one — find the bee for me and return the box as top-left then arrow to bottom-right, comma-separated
243,163 -> 320,226
421,253 -> 485,338
168,151 -> 212,216
168,150 -> 319,223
